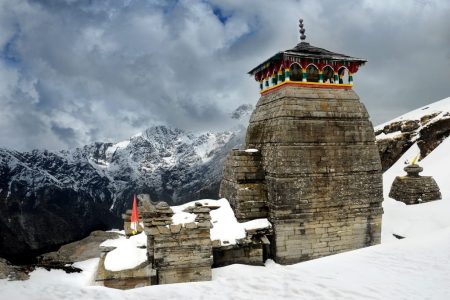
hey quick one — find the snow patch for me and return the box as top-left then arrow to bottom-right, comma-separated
105,140 -> 130,160
172,199 -> 271,245
101,232 -> 147,272
244,148 -> 258,153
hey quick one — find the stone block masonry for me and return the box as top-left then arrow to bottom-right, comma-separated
389,164 -> 441,205
220,149 -> 268,221
221,86 -> 384,264
142,202 -> 212,284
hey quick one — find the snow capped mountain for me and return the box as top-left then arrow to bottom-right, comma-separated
0,125 -> 244,261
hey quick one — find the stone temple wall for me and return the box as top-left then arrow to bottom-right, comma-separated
143,202 -> 212,285
219,149 -> 268,221
221,86 -> 384,264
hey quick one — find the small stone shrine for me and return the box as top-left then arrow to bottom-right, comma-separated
220,19 -> 383,264
389,162 -> 441,205
95,196 -> 272,289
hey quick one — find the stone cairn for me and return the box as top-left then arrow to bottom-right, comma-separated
389,163 -> 441,204
142,201 -> 212,284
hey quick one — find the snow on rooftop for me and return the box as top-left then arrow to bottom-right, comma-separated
171,198 -> 271,245
101,232 -> 147,272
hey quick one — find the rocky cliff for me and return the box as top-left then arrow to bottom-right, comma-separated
376,97 -> 450,171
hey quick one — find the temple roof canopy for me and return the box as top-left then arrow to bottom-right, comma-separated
248,41 -> 367,75
249,19 -> 367,92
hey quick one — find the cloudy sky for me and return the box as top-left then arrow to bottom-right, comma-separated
1,0 -> 449,151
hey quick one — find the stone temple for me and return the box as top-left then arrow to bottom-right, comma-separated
95,20 -> 385,289
220,20 -> 384,264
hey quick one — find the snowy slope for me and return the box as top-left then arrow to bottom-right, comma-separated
381,140 -> 450,242
1,133 -> 450,299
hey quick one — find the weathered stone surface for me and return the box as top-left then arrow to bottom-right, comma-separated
221,86 -> 383,265
94,252 -> 156,289
0,257 -> 30,281
39,230 -> 121,267
142,201 -> 212,285
220,150 -> 268,221
158,266 -> 212,284
377,133 -> 414,171
417,117 -> 450,158
389,164 -> 441,204
212,241 -> 267,267
375,114 -> 450,171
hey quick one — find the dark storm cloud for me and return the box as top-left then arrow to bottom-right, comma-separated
50,122 -> 77,147
0,0 -> 449,150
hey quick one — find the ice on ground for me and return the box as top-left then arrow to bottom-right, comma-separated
171,198 -> 270,245
101,232 -> 147,271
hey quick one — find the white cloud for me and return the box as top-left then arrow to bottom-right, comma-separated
0,0 -> 449,150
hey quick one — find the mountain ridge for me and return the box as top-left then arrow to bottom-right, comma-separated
0,125 -> 245,262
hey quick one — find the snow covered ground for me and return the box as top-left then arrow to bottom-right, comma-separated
2,112 -> 450,299
1,227 -> 449,300
172,198 -> 270,246
101,232 -> 147,272
1,137 -> 449,299
382,140 -> 450,243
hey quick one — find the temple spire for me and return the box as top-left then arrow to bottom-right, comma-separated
299,19 -> 306,41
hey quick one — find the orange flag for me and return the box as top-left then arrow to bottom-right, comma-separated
130,194 -> 139,235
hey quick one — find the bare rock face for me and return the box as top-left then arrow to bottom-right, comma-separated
219,149 -> 268,221
376,113 -> 450,171
377,133 -> 414,171
0,258 -> 29,280
38,230 -> 121,268
221,86 -> 383,264
417,117 -> 450,158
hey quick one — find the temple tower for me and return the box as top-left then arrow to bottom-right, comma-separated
220,20 -> 383,264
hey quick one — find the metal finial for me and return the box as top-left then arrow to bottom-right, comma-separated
299,19 -> 306,41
